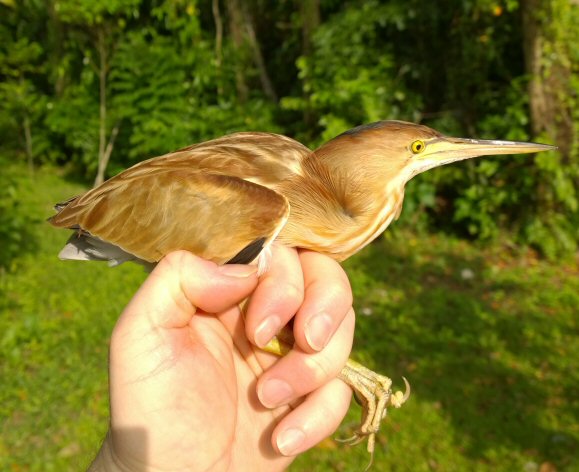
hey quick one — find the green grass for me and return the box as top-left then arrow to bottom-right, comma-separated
1,166 -> 578,471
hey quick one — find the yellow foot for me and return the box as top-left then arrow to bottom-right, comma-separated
260,332 -> 410,468
337,359 -> 410,467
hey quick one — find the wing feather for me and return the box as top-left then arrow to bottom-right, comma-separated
49,169 -> 290,265
117,132 -> 311,188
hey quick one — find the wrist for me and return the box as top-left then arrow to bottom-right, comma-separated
87,431 -> 127,472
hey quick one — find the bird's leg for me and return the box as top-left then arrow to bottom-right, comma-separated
261,326 -> 410,460
336,359 -> 410,458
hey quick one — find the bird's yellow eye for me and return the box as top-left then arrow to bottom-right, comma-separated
411,140 -> 426,154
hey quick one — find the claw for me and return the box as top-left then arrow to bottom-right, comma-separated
335,433 -> 366,446
335,434 -> 357,444
390,377 -> 411,408
402,376 -> 411,403
363,446 -> 375,472
338,433 -> 375,471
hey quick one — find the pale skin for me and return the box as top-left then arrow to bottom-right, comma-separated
89,246 -> 355,471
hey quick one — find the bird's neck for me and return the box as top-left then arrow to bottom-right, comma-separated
277,155 -> 406,260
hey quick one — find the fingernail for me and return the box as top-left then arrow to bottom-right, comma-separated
258,378 -> 294,408
304,312 -> 333,351
254,315 -> 281,348
218,264 -> 257,278
277,427 -> 306,456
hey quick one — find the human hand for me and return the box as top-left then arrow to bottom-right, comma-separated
90,245 -> 354,471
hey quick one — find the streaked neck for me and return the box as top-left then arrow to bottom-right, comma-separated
277,156 -> 407,260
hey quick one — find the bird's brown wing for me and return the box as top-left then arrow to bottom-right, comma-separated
122,132 -> 311,188
49,169 -> 290,265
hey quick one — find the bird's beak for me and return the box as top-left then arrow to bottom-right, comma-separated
412,137 -> 557,175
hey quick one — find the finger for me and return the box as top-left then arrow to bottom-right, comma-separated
256,308 -> 354,408
121,250 -> 258,330
272,378 -> 352,456
245,245 -> 304,348
293,250 -> 353,353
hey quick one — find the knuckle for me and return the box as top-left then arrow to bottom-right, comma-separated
161,250 -> 195,270
346,307 -> 356,325
334,269 -> 353,303
302,355 -> 334,386
282,356 -> 331,395
322,279 -> 353,311
283,281 -> 304,305
316,401 -> 340,432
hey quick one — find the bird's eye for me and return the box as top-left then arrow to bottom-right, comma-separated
411,140 -> 426,154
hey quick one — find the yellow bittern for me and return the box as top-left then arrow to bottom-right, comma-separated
49,120 -> 555,457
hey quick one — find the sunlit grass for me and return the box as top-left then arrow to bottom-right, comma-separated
1,166 -> 577,471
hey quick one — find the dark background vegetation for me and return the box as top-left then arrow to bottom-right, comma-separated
1,0 -> 578,471
1,0 -> 578,263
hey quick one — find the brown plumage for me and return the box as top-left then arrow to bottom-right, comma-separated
49,120 -> 555,461
53,120 -> 523,266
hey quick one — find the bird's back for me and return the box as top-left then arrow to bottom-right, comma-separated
125,132 -> 311,186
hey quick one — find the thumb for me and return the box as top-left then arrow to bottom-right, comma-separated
118,250 -> 259,333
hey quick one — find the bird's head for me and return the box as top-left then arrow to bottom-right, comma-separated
314,120 -> 556,186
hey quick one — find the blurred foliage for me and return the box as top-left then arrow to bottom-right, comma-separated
281,0 -> 421,144
0,161 -> 33,270
0,0 -> 577,256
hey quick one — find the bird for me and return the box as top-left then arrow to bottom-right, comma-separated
49,120 -> 555,460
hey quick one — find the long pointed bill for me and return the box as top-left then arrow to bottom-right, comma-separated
412,136 -> 557,175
